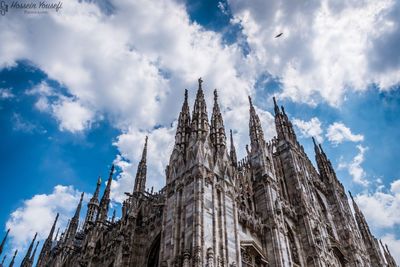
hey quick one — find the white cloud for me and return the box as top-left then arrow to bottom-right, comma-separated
35,96 -> 50,112
326,122 -> 364,145
5,185 -> 83,248
51,99 -> 95,133
0,88 -> 14,99
339,145 -> 369,186
355,180 -> 400,228
26,82 -> 55,97
228,0 -> 400,106
0,0 -> 255,134
292,117 -> 323,143
391,179 -> 400,193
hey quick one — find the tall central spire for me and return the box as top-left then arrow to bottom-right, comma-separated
248,96 -> 265,151
210,89 -> 226,152
134,136 -> 148,193
97,165 -> 114,223
191,78 -> 209,140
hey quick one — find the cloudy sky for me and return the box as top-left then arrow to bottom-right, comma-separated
0,0 -> 399,264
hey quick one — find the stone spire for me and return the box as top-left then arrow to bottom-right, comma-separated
37,213 -> 58,267
29,241 -> 39,263
349,191 -> 385,265
92,176 -> 101,200
229,130 -> 237,167
313,138 -> 334,181
312,136 -> 319,153
174,89 -> 191,154
97,165 -> 114,223
191,78 -> 209,140
111,209 -> 116,223
134,136 -> 148,193
65,193 -> 84,244
21,233 -> 37,267
380,240 -> 397,266
0,229 -> 9,256
349,192 -> 373,239
54,227 -> 60,241
8,250 -> 17,267
248,96 -> 265,151
273,97 -> 297,143
210,89 -> 227,152
61,218 -> 70,243
84,177 -> 101,229
273,96 -> 280,115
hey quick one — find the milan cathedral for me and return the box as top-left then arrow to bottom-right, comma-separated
0,79 -> 397,267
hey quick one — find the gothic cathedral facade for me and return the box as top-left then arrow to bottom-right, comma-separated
11,79 -> 396,267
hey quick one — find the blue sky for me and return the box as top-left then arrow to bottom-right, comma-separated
0,0 -> 400,264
